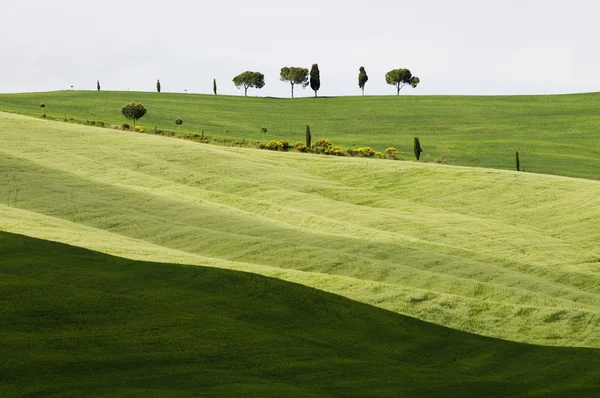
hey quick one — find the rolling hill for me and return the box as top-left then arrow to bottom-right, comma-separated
0,90 -> 598,179
1,111 -> 600,349
2,230 -> 600,396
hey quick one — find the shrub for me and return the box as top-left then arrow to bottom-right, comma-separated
356,147 -> 375,157
175,118 -> 183,126
347,148 -> 357,156
312,138 -> 332,154
294,141 -> 308,152
135,125 -> 144,133
385,147 -> 398,160
121,123 -> 130,129
324,146 -> 344,156
375,151 -> 385,159
265,140 -> 291,151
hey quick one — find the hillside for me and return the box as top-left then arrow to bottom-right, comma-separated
2,231 -> 600,396
0,91 -> 598,179
1,112 -> 600,348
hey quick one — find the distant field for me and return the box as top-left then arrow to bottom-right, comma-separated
0,91 -> 598,179
2,112 -> 600,348
4,231 -> 600,396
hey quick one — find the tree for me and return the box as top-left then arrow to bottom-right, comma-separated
175,118 -> 183,126
305,125 -> 311,148
232,71 -> 265,96
280,67 -> 309,98
309,64 -> 320,97
97,80 -> 101,91
413,137 -> 423,160
213,79 -> 217,95
516,151 -> 520,172
40,103 -> 46,117
261,127 -> 267,139
385,68 -> 420,95
358,66 -> 368,96
156,79 -> 161,93
121,102 -> 147,129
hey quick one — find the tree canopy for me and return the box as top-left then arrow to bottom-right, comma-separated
232,71 -> 266,96
358,67 -> 368,96
280,67 -> 309,98
309,64 -> 320,97
121,102 -> 147,129
385,68 -> 420,95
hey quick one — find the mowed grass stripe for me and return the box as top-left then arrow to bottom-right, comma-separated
1,112 -> 600,347
2,231 -> 600,396
0,91 -> 599,179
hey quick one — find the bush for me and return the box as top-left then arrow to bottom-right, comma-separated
135,126 -> 144,133
264,140 -> 291,151
385,147 -> 398,160
375,151 -> 385,159
312,138 -> 332,154
294,141 -> 308,152
121,123 -> 130,129
356,147 -> 375,157
324,146 -> 344,156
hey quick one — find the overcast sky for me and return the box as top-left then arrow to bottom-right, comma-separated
1,0 -> 598,97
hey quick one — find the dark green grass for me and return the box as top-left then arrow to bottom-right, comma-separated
2,231 -> 600,397
0,91 -> 599,179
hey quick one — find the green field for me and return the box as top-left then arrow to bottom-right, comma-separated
3,230 -> 600,397
0,91 -> 599,179
2,111 -> 600,350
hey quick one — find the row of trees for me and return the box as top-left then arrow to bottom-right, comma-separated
231,66 -> 419,97
97,67 -> 418,97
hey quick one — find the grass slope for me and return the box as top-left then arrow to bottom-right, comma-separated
2,231 -> 600,397
1,112 -> 600,348
0,91 -> 599,179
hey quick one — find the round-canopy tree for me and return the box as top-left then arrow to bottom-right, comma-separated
280,67 -> 309,98
121,102 -> 147,130
385,68 -> 420,95
232,71 -> 266,96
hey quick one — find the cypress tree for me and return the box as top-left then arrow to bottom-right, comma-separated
516,151 -> 520,171
156,79 -> 161,93
309,64 -> 320,97
414,137 -> 423,160
306,125 -> 312,148
97,80 -> 101,91
213,79 -> 217,95
358,67 -> 368,96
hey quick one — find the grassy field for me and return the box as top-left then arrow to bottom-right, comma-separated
0,91 -> 599,179
1,112 -> 600,350
3,230 -> 600,397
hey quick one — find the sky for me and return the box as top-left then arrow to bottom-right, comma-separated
1,0 -> 599,97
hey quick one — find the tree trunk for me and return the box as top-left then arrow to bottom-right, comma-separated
291,83 -> 294,98
244,86 -> 248,96
397,84 -> 400,95
133,118 -> 136,130
362,87 -> 364,96
314,90 -> 317,98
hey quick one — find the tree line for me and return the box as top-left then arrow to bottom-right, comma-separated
231,65 -> 420,97
100,66 -> 420,97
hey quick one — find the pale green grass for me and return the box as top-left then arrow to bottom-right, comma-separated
2,112 -> 600,347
